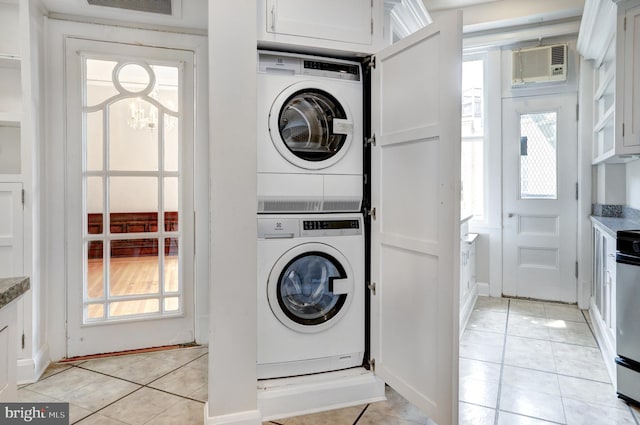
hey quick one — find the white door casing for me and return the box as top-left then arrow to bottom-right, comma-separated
502,94 -> 578,302
370,11 -> 461,425
65,37 -> 196,357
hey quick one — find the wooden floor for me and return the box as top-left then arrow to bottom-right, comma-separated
87,255 -> 179,318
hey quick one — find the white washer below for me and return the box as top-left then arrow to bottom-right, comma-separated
257,213 -> 365,379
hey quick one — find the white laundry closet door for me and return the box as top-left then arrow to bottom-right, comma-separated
370,11 -> 462,425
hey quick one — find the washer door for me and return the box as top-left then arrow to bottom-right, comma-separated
267,243 -> 354,333
269,82 -> 354,170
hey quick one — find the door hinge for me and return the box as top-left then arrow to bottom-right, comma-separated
363,173 -> 368,185
367,55 -> 376,70
365,134 -> 376,147
371,18 -> 374,35
576,104 -> 579,121
575,182 -> 579,200
575,261 -> 579,279
624,16 -> 627,31
21,333 -> 25,350
623,123 -> 625,137
367,207 -> 376,220
21,189 -> 25,207
368,281 -> 376,295
368,357 -> 376,372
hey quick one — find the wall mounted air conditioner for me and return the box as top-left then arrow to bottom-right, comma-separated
512,44 -> 567,86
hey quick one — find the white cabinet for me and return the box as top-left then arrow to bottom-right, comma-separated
0,2 -> 22,178
257,0 -> 430,55
0,299 -> 18,401
591,221 -> 617,383
579,0 -> 640,163
460,228 -> 478,333
263,0 -> 374,46
620,3 -> 640,151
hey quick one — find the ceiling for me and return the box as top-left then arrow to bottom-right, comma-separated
423,0 -> 500,12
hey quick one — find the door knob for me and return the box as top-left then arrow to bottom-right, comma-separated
508,213 -> 514,218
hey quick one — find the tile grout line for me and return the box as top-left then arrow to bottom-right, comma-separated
492,299 -> 511,425
351,403 -> 370,424
22,351 -> 208,424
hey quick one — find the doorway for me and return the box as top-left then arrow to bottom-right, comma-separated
502,94 -> 578,302
65,38 -> 196,357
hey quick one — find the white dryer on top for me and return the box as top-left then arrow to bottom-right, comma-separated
257,50 -> 363,214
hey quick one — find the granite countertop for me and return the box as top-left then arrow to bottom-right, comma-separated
591,205 -> 640,237
0,277 -> 30,310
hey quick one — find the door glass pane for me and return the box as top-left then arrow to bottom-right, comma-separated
87,303 -> 105,320
86,111 -> 103,171
109,99 -> 159,171
85,59 -> 118,108
110,299 -> 160,317
164,238 -> 178,293
109,177 -> 158,233
164,177 -> 179,232
87,240 -> 104,299
520,112 -> 557,199
87,177 -> 103,235
109,248 -> 160,296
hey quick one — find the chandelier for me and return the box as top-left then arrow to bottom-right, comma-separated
127,88 -> 177,131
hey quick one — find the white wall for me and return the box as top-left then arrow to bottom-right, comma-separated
207,1 -> 259,423
627,159 -> 640,209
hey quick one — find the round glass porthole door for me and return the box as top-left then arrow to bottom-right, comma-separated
267,243 -> 354,333
269,82 -> 354,170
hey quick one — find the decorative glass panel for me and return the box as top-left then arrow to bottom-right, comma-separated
519,112 -> 557,200
82,56 -> 182,324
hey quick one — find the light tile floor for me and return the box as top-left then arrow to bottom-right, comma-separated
17,297 -> 640,424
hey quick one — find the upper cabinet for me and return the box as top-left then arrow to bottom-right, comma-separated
0,1 -> 22,179
578,0 -> 640,163
257,0 -> 431,56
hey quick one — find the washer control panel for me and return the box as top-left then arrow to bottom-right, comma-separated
258,217 -> 362,238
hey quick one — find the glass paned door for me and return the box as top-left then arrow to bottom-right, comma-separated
84,58 -> 181,323
65,38 -> 195,357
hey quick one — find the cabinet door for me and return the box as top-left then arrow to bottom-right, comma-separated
370,11 -> 461,425
265,0 -> 373,45
0,183 -> 23,278
623,4 -> 640,149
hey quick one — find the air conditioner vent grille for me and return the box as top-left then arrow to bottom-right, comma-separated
551,45 -> 565,65
87,0 -> 172,15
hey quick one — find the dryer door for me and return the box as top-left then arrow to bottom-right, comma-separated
270,82 -> 354,170
267,242 -> 354,333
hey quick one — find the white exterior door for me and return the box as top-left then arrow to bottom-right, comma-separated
65,38 -> 195,357
502,94 -> 578,302
370,12 -> 461,425
0,183 -> 23,278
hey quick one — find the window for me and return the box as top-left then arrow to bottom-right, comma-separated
461,58 -> 485,219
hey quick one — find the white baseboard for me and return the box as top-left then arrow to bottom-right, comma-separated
460,285 -> 478,336
204,405 -> 261,425
17,344 -> 50,384
589,299 -> 617,387
477,281 -> 490,297
257,367 -> 386,422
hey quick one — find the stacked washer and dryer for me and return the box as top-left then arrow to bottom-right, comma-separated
256,51 -> 366,379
